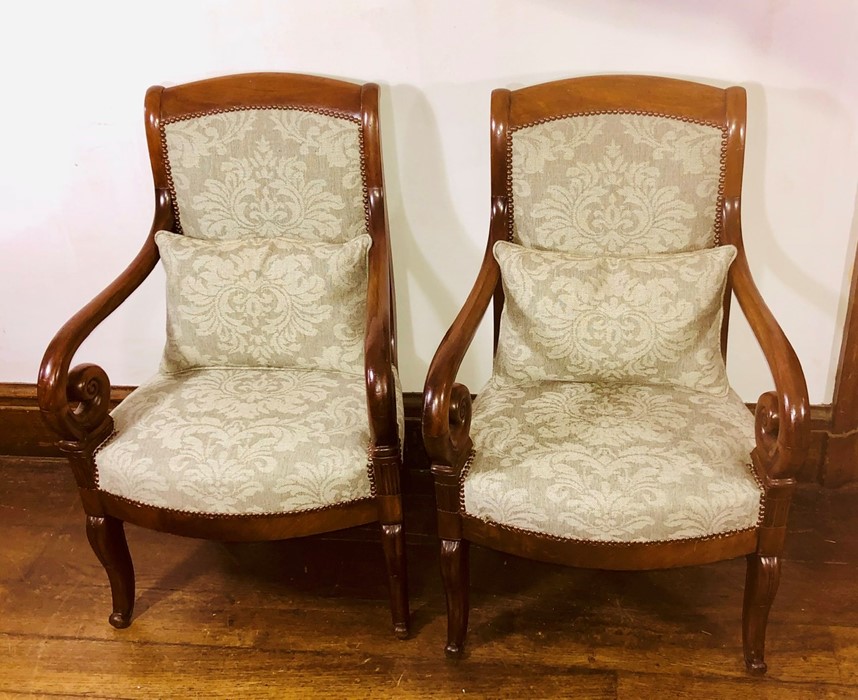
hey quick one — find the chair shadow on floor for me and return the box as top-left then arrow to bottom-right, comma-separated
466,549 -> 738,654
125,528 -> 442,637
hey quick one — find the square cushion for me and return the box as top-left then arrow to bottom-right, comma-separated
463,379 -> 762,543
156,232 -> 371,374
493,241 -> 736,396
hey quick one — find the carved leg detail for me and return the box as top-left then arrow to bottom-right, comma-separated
85,515 -> 135,629
440,538 -> 469,658
380,523 -> 409,638
743,554 -> 781,674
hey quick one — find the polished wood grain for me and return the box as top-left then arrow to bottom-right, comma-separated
508,75 -> 727,126
423,75 -> 810,672
36,73 -> 408,636
0,457 -> 854,697
158,73 -> 364,122
462,515 -> 760,571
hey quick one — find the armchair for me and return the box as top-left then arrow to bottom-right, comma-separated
38,73 -> 409,637
423,75 -> 809,672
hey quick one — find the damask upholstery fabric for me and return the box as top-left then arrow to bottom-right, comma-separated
510,114 -> 724,254
162,109 -> 365,242
95,367 -> 403,515
493,241 -> 736,395
462,379 -> 762,543
156,232 -> 371,375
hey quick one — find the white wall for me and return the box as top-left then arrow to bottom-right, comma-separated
1,0 -> 856,403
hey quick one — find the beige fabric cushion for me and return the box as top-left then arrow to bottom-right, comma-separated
162,109 -> 365,242
95,367 -> 403,515
463,379 -> 762,543
510,113 -> 724,254
493,241 -> 735,396
156,232 -> 370,375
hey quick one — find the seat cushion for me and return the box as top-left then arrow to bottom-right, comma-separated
95,368 -> 401,516
463,379 -> 762,543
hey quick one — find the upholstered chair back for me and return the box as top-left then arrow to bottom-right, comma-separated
509,113 -> 725,255
161,109 -> 366,242
155,108 -> 372,375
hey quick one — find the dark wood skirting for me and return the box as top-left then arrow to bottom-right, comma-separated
0,383 -> 838,486
0,384 -> 134,458
826,244 -> 858,487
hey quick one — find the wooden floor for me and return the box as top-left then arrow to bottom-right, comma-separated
1,457 -> 857,698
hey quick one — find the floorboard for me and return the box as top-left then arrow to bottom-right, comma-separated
1,457 -> 856,698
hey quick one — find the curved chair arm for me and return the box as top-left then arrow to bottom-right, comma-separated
37,193 -> 171,444
364,186 -> 399,449
727,202 -> 810,483
423,199 -> 508,472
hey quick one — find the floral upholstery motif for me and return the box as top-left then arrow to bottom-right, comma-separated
163,109 -> 365,242
96,368 -> 404,515
420,78 -> 807,668
463,379 -> 762,543
156,232 -> 371,374
510,114 -> 724,254
493,241 -> 736,395
476,112 -> 745,546
34,76 -> 412,635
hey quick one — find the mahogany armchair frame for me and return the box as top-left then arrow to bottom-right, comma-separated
38,73 -> 409,637
422,75 -> 809,672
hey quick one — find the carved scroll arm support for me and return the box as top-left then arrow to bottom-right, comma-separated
363,185 -> 405,526
727,201 -> 810,488
37,192 -> 170,446
423,201 -> 509,474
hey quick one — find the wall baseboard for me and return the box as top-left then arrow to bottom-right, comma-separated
0,384 -> 133,457
1,383 -> 835,485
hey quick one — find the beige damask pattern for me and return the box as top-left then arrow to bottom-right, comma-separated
95,367 -> 403,515
463,379 -> 762,543
493,241 -> 735,395
163,109 -> 365,242
510,113 -> 724,254
156,232 -> 370,375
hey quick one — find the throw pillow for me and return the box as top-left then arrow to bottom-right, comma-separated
493,241 -> 736,395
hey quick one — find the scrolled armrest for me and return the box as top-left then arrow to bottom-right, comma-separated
423,221 -> 502,471
64,363 -> 113,439
753,386 -> 807,482
729,222 -> 810,482
38,194 -> 170,443
364,186 -> 398,448
365,317 -> 398,448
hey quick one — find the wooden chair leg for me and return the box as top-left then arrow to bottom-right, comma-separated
742,553 -> 781,674
440,538 -> 469,658
380,523 -> 410,638
85,515 -> 135,629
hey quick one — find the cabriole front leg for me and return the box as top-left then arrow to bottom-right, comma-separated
742,553 -> 781,674
85,515 -> 135,628
440,538 -> 470,658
